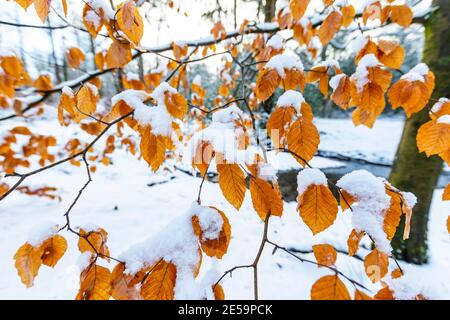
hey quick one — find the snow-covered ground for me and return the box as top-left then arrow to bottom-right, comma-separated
0,115 -> 449,299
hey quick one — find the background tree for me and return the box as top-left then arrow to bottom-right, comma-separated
390,0 -> 449,264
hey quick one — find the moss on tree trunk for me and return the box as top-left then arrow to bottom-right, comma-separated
390,0 -> 450,264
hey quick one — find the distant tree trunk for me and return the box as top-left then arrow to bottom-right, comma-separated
15,6 -> 27,69
263,0 -> 276,22
233,0 -> 237,29
138,55 -> 145,83
390,0 -> 449,264
47,16 -> 62,83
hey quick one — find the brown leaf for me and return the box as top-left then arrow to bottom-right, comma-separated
165,92 -> 187,119
255,68 -> 281,101
249,176 -> 283,220
347,229 -> 365,256
417,120 -> 450,157
443,184 -> 450,201
354,289 -> 373,300
106,41 -> 132,69
111,263 -> 142,300
141,260 -> 177,300
140,127 -> 168,172
217,163 -> 246,210
38,235 -> 67,268
117,1 -> 144,45
290,0 -> 310,20
66,47 -> 85,69
311,275 -> 351,300
364,249 -> 389,283
78,228 -> 110,258
14,243 -> 43,287
33,0 -> 50,23
317,11 -> 342,45
287,118 -> 320,166
213,284 -> 225,300
374,286 -> 394,300
297,184 -> 338,235
312,244 -> 337,266
76,264 -> 112,300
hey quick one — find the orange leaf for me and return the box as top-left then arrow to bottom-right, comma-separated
417,120 -> 450,157
140,127 -> 167,172
78,228 -> 110,258
311,275 -> 351,300
287,118 -> 320,166
106,40 -> 132,69
443,184 -> 450,201
141,260 -> 177,300
255,68 -> 281,101
66,47 -> 85,69
76,263 -> 112,300
347,229 -> 365,257
213,284 -> 225,300
33,74 -> 53,91
10,126 -> 32,135
290,0 -> 310,20
249,176 -> 283,220
317,11 -> 342,45
75,84 -> 98,122
297,184 -> 338,235
388,79 -> 431,117
217,163 -> 246,210
354,289 -> 373,300
341,5 -> 355,27
374,286 -> 394,300
34,0 -> 50,23
15,0 -> 33,10
38,235 -> 67,268
117,1 -> 144,45
192,141 -> 213,175
14,243 -> 43,287
383,189 -> 402,240
82,4 -> 104,38
111,263 -> 142,300
312,244 -> 337,266
211,21 -> 226,40
364,249 -> 389,283
266,106 -> 296,148
389,5 -> 413,27
165,92 -> 187,119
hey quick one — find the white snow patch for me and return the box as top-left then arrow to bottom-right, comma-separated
437,115 -> 450,125
27,222 -> 58,247
276,90 -> 304,112
337,170 -> 391,253
297,168 -> 327,196
401,63 -> 430,83
266,54 -> 304,78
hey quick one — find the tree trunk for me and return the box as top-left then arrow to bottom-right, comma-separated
263,0 -> 276,22
47,16 -> 62,83
390,0 -> 449,264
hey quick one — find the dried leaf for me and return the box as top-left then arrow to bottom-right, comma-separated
38,235 -> 67,268
141,260 -> 177,300
287,118 -> 320,167
14,243 -> 43,287
217,163 -> 246,210
76,264 -> 111,300
297,184 -> 338,235
364,249 -> 389,283
311,275 -> 351,300
312,244 -> 337,266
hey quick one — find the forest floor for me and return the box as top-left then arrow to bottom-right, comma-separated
1,113 -> 449,299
